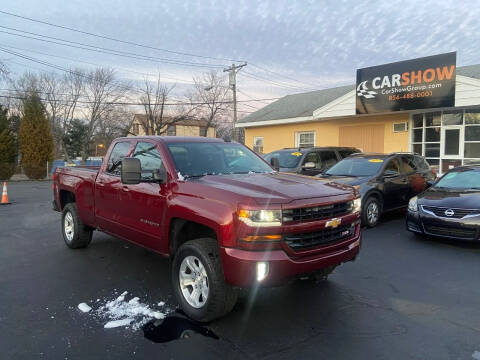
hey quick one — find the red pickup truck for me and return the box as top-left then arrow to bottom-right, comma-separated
53,136 -> 362,321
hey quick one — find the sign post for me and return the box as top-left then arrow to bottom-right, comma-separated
356,52 -> 456,114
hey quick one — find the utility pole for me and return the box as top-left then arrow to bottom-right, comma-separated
224,62 -> 247,141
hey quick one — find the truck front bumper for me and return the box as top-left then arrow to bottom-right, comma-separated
220,232 -> 361,288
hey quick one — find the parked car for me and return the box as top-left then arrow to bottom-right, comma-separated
263,147 -> 360,176
406,165 -> 480,240
53,136 -> 362,321
317,152 -> 435,227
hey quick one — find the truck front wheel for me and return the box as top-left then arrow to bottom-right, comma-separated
62,203 -> 93,249
172,238 -> 237,322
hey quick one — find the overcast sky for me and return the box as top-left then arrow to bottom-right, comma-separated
1,0 -> 479,115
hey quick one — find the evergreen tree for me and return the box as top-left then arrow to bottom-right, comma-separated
0,105 -> 17,180
63,119 -> 88,159
18,93 -> 54,179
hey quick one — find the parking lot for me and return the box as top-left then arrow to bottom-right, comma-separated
1,181 -> 480,360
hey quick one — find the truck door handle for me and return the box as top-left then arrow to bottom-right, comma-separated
122,186 -> 129,192
97,182 -> 105,187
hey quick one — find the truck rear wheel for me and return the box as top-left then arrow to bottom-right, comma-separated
172,238 -> 237,322
62,203 -> 93,249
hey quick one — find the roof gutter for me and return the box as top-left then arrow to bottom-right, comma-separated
235,116 -> 314,128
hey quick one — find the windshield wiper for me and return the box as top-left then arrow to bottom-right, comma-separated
183,173 -> 218,179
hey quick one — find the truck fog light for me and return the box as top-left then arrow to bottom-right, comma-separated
256,262 -> 269,282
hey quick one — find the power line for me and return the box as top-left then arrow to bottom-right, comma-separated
0,43 -> 197,85
0,26 -> 225,69
0,46 -> 142,94
249,62 -> 322,89
0,10 -> 334,91
240,71 -> 318,91
0,10 -> 342,95
0,10 -> 244,63
237,88 -> 274,105
0,93 -> 280,106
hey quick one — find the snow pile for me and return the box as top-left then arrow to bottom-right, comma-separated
177,172 -> 185,181
77,303 -> 92,313
77,291 -> 168,330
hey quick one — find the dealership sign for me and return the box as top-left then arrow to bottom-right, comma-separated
356,52 -> 456,114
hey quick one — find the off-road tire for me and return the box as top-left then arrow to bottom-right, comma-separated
62,203 -> 93,249
362,196 -> 382,228
172,238 -> 237,322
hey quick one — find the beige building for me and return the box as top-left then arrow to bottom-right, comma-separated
128,114 -> 216,138
238,64 -> 480,174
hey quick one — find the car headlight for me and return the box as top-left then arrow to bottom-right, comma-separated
353,198 -> 362,213
238,209 -> 282,227
408,196 -> 418,212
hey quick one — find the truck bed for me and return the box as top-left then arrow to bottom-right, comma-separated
54,166 -> 100,227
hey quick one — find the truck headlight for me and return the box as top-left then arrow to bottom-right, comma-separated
353,198 -> 362,213
238,209 -> 282,227
408,196 -> 418,212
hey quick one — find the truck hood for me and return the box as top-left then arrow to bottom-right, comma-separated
190,173 -> 354,205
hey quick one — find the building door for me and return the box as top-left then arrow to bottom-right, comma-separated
441,126 -> 464,173
339,124 -> 384,153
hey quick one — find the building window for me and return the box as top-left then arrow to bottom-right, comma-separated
199,127 -> 207,137
132,123 -> 140,135
167,125 -> 176,136
253,136 -> 263,153
393,122 -> 407,132
295,131 -> 315,148
410,108 -> 480,173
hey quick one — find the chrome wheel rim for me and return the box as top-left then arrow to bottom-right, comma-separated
64,211 -> 74,242
179,256 -> 209,309
367,202 -> 379,225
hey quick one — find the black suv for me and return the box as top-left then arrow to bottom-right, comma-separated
318,152 -> 435,227
263,147 -> 360,176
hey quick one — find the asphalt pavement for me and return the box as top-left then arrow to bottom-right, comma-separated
1,181 -> 480,360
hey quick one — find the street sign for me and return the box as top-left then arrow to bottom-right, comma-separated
356,52 -> 456,114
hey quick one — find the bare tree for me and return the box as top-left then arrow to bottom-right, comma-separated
96,105 -> 132,147
138,73 -> 181,135
80,68 -> 129,162
58,70 -> 86,161
187,71 -> 232,136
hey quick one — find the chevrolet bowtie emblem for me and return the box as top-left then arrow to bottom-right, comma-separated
325,218 -> 342,228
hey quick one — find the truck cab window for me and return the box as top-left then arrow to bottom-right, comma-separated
133,142 -> 165,180
106,142 -> 131,175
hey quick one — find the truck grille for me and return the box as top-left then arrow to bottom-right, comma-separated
422,206 -> 480,219
284,224 -> 355,250
424,225 -> 478,239
283,201 -> 352,223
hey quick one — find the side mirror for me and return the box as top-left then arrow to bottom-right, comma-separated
270,157 -> 280,171
153,166 -> 168,184
302,161 -> 316,169
121,158 -> 141,185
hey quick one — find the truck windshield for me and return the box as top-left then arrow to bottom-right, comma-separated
263,150 -> 303,169
167,142 -> 273,178
326,158 -> 384,177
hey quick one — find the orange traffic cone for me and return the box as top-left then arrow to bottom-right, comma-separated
1,182 -> 11,205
